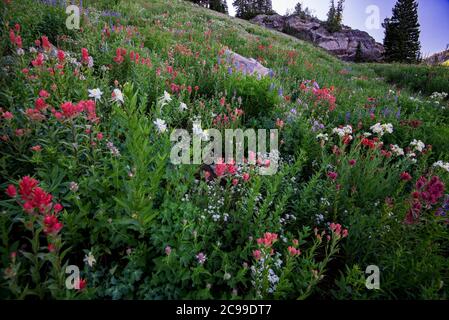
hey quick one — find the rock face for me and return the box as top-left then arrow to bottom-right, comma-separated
423,50 -> 449,66
251,14 -> 384,62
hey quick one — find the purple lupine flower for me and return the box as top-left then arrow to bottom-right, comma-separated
228,67 -> 233,75
196,252 -> 207,264
396,108 -> 401,120
436,195 -> 449,217
278,88 -> 283,97
345,112 -> 351,123
311,120 -> 325,132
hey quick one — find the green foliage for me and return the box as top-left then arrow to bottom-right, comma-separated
371,64 -> 449,97
223,73 -> 280,120
0,0 -> 448,301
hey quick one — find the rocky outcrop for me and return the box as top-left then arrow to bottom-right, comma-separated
224,49 -> 272,77
251,14 -> 384,62
423,50 -> 449,66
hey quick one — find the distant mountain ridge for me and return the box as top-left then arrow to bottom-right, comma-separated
251,13 -> 384,62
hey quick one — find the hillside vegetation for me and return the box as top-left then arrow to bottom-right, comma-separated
0,0 -> 448,300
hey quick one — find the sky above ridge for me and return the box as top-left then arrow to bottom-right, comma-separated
226,0 -> 449,56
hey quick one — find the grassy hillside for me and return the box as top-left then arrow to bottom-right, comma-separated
0,0 -> 448,300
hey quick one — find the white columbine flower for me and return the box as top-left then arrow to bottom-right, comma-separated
383,123 -> 394,134
83,252 -> 96,267
158,91 -> 172,106
88,88 -> 103,101
192,122 -> 209,141
16,48 -> 24,56
112,88 -> 124,104
179,102 -> 188,111
316,133 -> 329,141
370,123 -> 393,136
154,118 -> 167,133
410,139 -> 425,152
332,125 -> 352,137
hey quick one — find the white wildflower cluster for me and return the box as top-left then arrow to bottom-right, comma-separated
267,269 -> 280,293
430,92 -> 448,101
83,252 -> 96,267
315,213 -> 325,224
192,120 -> 209,141
88,88 -> 103,101
179,102 -> 188,111
106,141 -> 120,157
203,182 -> 227,222
112,88 -> 124,104
279,213 -> 297,225
87,56 -> 94,68
410,139 -> 426,152
407,152 -> 417,164
390,144 -> 405,156
251,257 -> 281,296
316,133 -> 329,142
370,123 -> 393,136
154,118 -> 167,133
332,125 -> 352,137
433,161 -> 449,173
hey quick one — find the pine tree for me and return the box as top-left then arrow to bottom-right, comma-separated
354,41 -> 364,62
234,0 -> 273,20
383,0 -> 421,63
326,0 -> 344,33
294,2 -> 302,15
209,0 -> 228,13
233,0 -> 250,19
187,0 -> 228,14
335,0 -> 344,28
326,0 -> 336,31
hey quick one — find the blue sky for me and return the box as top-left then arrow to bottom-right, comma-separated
226,0 -> 449,56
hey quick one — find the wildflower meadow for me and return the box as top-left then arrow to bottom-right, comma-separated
0,0 -> 449,303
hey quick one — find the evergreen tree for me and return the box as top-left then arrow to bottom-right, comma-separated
335,0 -> 344,28
209,0 -> 228,13
187,0 -> 228,14
383,0 -> 421,63
326,0 -> 336,30
326,0 -> 344,33
233,0 -> 250,19
294,2 -> 302,15
354,41 -> 364,62
233,0 -> 273,20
